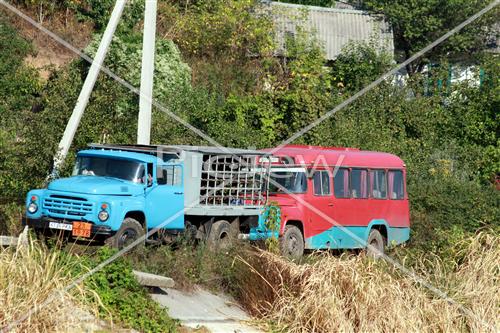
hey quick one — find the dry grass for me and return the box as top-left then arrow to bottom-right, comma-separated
0,238 -> 100,332
234,233 -> 499,333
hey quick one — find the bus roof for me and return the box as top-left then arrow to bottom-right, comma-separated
262,145 -> 405,169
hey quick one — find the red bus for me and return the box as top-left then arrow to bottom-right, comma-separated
262,145 -> 410,257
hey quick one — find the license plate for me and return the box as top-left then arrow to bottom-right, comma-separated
49,222 -> 73,231
72,222 -> 92,238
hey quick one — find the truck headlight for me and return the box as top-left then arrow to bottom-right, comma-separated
28,202 -> 38,214
98,210 -> 109,222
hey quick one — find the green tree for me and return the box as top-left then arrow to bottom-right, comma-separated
0,20 -> 42,201
361,0 -> 499,75
0,27 -> 193,201
330,40 -> 392,92
158,0 -> 276,96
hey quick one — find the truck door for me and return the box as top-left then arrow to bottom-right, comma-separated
145,164 -> 184,231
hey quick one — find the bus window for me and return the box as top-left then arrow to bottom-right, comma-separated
313,170 -> 331,196
370,169 -> 387,199
334,168 -> 349,198
351,169 -> 368,199
389,170 -> 404,200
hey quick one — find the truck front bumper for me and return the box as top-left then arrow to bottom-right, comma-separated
22,216 -> 114,237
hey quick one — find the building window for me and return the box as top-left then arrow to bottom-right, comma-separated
370,169 -> 387,199
334,168 -> 350,198
313,170 -> 331,196
157,165 -> 182,186
389,170 -> 405,200
351,169 -> 368,199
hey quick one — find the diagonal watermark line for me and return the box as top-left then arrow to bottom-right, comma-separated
0,1 -> 497,331
270,0 -> 500,153
0,0 -> 221,148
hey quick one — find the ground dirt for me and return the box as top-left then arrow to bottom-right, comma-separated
2,6 -> 93,79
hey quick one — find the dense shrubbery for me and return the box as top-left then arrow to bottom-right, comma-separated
77,247 -> 179,332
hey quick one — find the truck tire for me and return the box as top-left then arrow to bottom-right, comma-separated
105,217 -> 145,250
366,229 -> 385,259
280,225 -> 304,259
206,220 -> 232,249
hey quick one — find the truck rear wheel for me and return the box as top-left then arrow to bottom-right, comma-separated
280,225 -> 304,259
366,229 -> 385,259
105,217 -> 145,250
206,220 -> 233,249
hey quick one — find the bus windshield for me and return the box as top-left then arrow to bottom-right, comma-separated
268,169 -> 307,193
73,156 -> 145,183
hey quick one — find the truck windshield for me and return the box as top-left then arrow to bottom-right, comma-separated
268,170 -> 307,193
73,156 -> 145,183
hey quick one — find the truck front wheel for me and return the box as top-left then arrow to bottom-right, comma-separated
105,217 -> 145,250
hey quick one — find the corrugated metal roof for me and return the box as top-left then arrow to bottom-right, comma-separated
262,1 -> 394,60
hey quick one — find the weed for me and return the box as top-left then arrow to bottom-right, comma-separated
80,247 -> 179,332
229,233 -> 500,332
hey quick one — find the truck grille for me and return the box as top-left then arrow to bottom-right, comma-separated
43,195 -> 94,217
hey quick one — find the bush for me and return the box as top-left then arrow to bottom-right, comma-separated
408,176 -> 499,254
0,203 -> 24,236
126,242 -> 243,293
77,247 -> 179,332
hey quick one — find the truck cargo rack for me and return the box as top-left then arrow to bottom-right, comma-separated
199,154 -> 268,208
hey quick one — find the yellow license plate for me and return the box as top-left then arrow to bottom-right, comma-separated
72,222 -> 92,238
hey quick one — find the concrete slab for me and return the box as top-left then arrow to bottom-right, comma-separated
133,270 -> 175,288
150,287 -> 261,333
0,236 -> 18,247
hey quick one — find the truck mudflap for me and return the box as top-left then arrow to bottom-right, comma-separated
22,216 -> 114,237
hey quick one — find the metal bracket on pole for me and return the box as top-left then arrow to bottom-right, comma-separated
50,0 -> 127,178
137,0 -> 158,145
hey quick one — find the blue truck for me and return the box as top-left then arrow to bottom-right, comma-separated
23,144 -> 271,248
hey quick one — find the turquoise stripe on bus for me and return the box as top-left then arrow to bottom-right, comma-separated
304,224 -> 410,249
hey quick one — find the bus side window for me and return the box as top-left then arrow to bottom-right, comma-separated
313,170 -> 331,196
351,169 -> 368,199
370,169 -> 387,199
389,170 -> 404,200
334,168 -> 350,198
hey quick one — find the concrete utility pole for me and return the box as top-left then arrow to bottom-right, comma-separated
137,0 -> 158,145
51,0 -> 127,176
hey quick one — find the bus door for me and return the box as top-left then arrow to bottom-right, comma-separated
307,169 -> 335,246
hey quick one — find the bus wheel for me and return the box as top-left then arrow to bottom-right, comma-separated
105,217 -> 145,250
366,229 -> 385,259
207,220 -> 232,249
280,225 -> 304,259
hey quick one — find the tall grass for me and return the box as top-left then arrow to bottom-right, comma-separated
233,233 -> 499,332
0,238 -> 99,332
